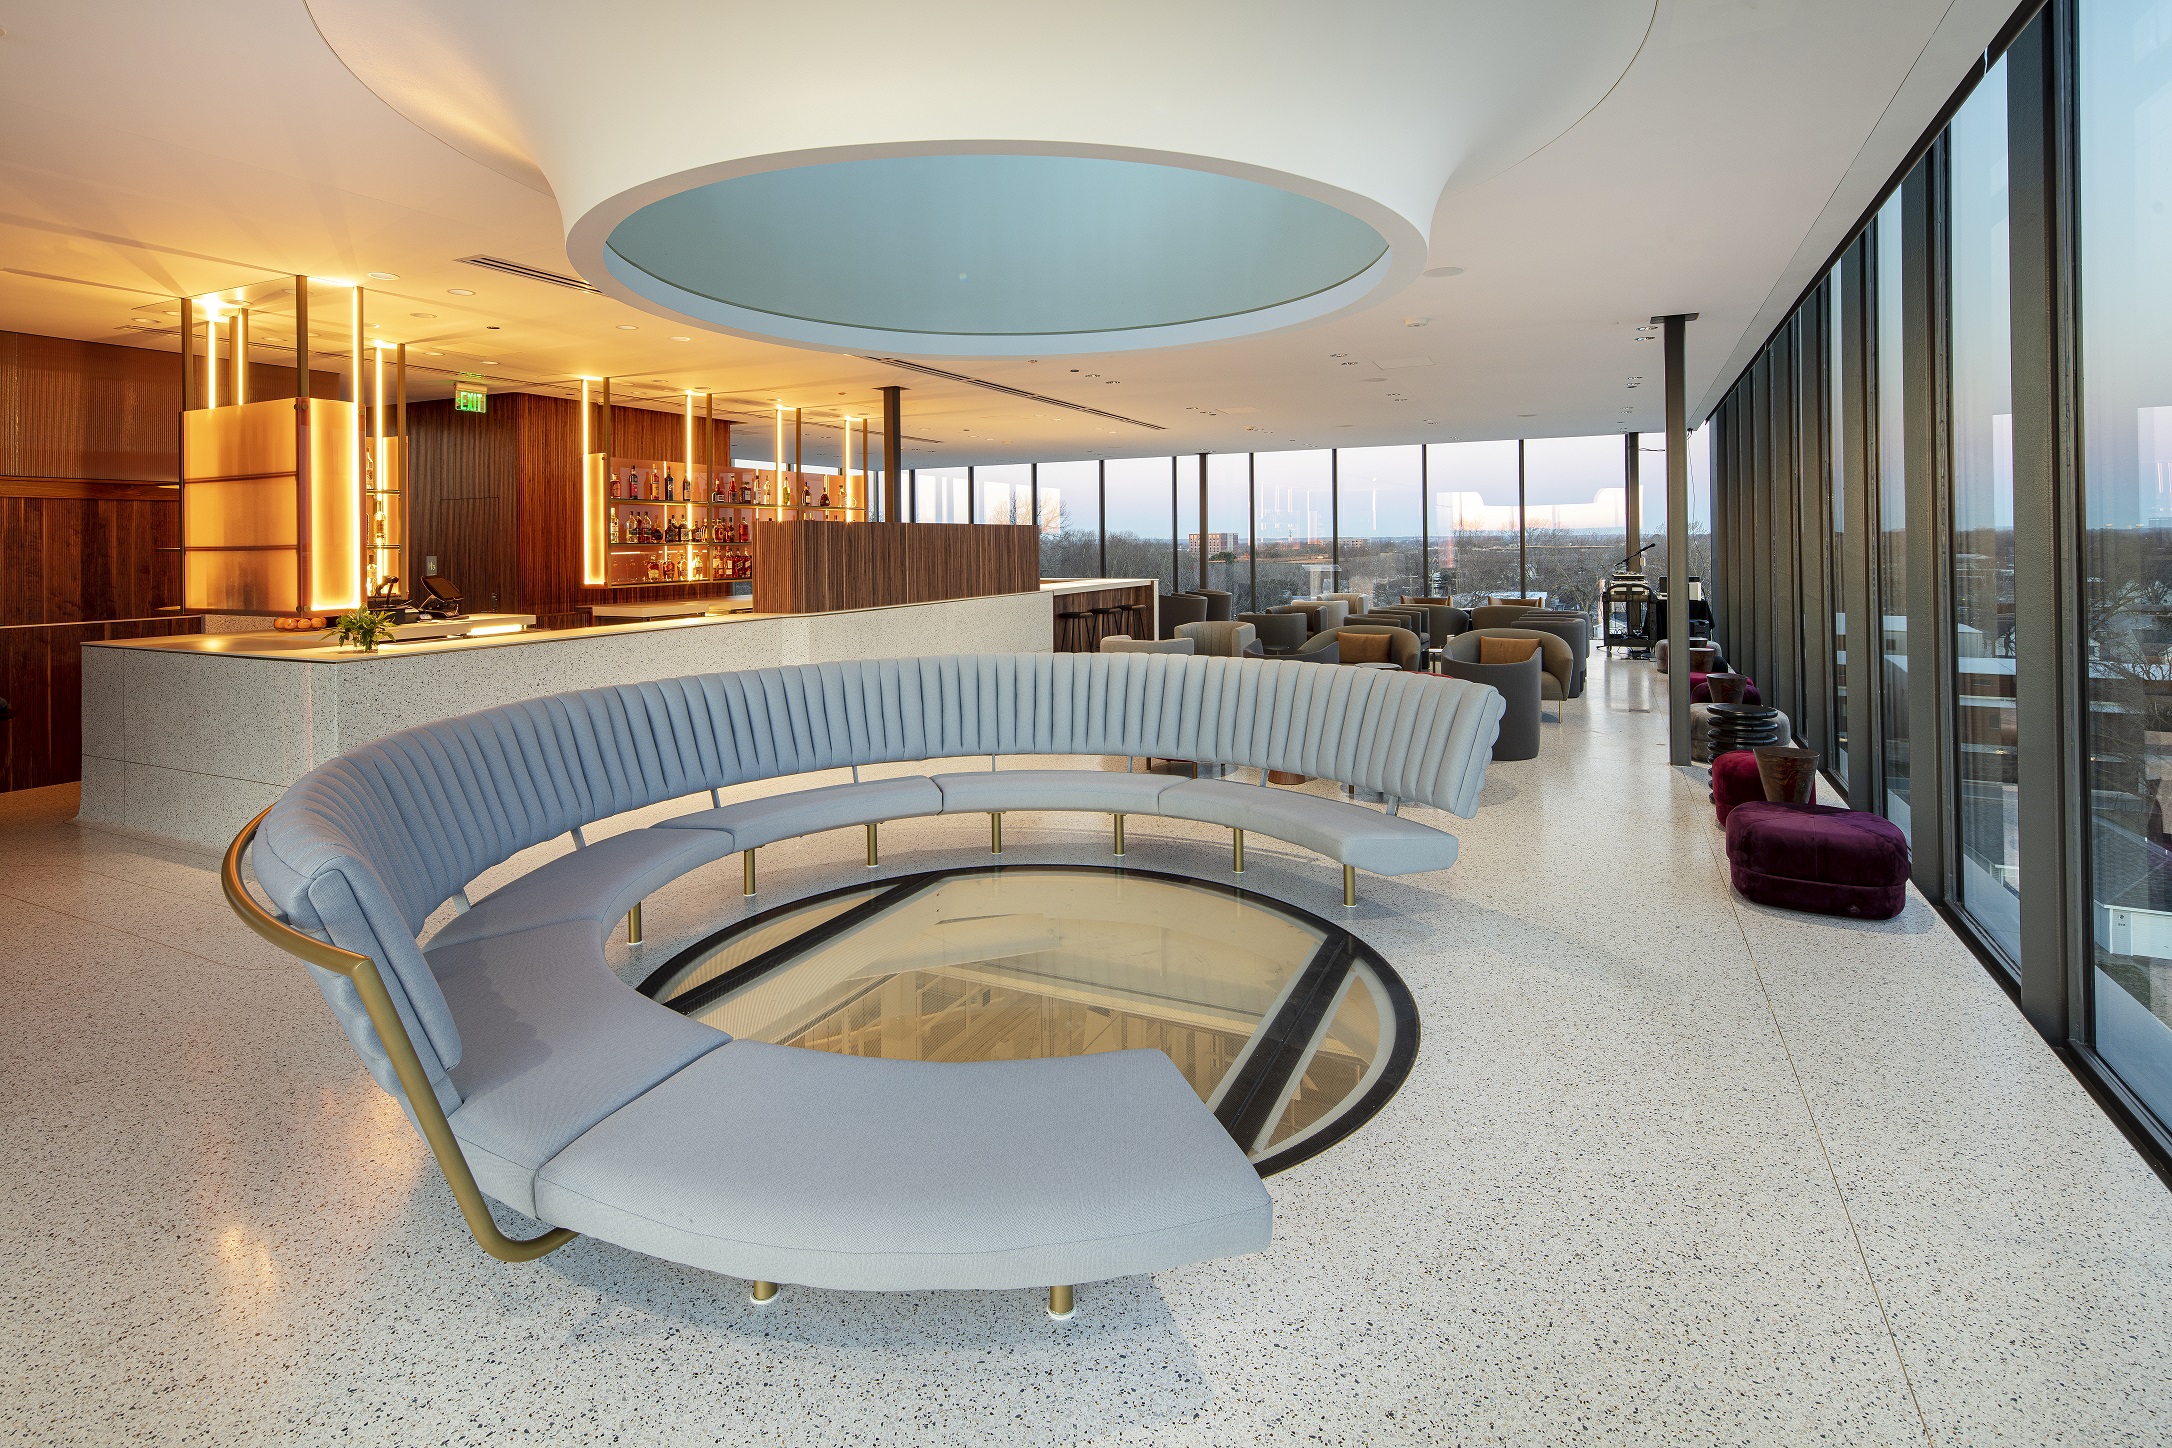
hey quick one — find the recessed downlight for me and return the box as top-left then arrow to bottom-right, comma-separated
410,312 -> 436,319
366,271 -> 399,280
617,324 -> 638,330
1423,266 -> 1465,278
448,288 -> 476,296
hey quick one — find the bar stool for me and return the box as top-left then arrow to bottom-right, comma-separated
1056,605 -> 1095,652
1088,604 -> 1128,649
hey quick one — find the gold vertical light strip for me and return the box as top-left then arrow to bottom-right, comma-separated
773,403 -> 785,517
684,390 -> 696,581
581,378 -> 604,585
203,299 -> 219,409
308,282 -> 364,613
233,308 -> 247,406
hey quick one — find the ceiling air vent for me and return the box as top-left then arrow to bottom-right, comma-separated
456,255 -> 599,293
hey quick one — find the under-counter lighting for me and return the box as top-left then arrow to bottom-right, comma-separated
466,623 -> 523,637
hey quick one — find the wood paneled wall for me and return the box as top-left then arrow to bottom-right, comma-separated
753,521 -> 1040,614
0,330 -> 200,793
407,393 -> 739,631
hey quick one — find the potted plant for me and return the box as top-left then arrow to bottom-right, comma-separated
325,608 -> 398,653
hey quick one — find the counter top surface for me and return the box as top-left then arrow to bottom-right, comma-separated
86,580 -> 1154,664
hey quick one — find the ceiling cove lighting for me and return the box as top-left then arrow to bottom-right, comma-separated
595,153 -> 1398,357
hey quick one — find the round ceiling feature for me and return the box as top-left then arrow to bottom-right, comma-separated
597,153 -> 1393,356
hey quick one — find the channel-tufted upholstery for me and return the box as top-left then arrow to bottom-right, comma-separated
249,652 -> 1501,1296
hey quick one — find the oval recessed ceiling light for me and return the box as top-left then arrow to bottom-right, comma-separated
671,335 -> 692,341
448,287 -> 475,296
366,271 -> 399,280
410,312 -> 436,319
426,350 -> 444,355
1423,266 -> 1465,278
617,324 -> 638,330
1402,317 -> 1430,328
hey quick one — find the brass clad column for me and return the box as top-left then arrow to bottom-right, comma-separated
1658,312 -> 1699,765
881,385 -> 904,523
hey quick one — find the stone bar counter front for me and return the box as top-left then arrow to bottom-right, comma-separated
80,580 -> 1149,852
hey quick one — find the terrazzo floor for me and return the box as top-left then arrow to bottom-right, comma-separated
5,655 -> 2171,1446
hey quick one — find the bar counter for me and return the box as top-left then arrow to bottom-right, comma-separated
80,579 -> 1153,850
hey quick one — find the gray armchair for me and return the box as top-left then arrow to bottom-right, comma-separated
1330,623 -> 1424,671
1189,588 -> 1234,622
1469,604 -> 1536,631
1240,611 -> 1308,656
1176,620 -> 1260,657
1357,607 -> 1430,646
1293,632 -> 1344,665
1280,600 -> 1349,636
1398,600 -> 1471,643
1327,592 -> 1369,618
1446,628 -> 1574,705
1100,635 -> 1196,655
1515,611 -> 1591,698
1440,652 -> 1541,760
1158,592 -> 1208,639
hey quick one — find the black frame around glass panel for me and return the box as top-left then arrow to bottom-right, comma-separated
637,863 -> 1423,1179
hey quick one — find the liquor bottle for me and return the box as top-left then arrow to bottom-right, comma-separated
610,471 -> 623,501
819,483 -> 831,509
665,468 -> 675,502
608,513 -> 619,545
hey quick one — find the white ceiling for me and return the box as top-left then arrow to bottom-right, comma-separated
0,0 -> 2016,471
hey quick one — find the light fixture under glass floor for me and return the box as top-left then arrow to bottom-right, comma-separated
640,866 -> 1418,1175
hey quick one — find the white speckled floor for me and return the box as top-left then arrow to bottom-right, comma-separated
5,655 -> 2171,1446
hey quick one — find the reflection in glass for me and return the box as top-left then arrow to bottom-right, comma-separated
914,466 -> 969,524
1036,460 -> 1100,577
2081,0 -> 2172,1126
1104,456 -> 1176,592
1517,435 -> 1625,614
1254,450 -> 1335,607
1429,440 -> 1521,603
1876,196 -> 1912,839
1335,445 -> 1424,609
1951,61 -> 2020,964
974,463 -> 1033,525
1831,267 -> 1850,784
1207,453 -> 1252,609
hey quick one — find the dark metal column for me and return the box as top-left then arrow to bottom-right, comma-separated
1248,453 -> 1258,611
1624,432 -> 1641,572
1797,296 -> 1833,762
1902,150 -> 1952,903
1330,449 -> 1341,583
1419,445 -> 1431,594
1169,457 -> 1180,591
880,386 -> 903,523
2008,7 -> 2086,1040
1660,313 -> 1697,765
1097,460 -> 1108,579
1198,452 -> 1210,591
1516,440 -> 1527,596
1840,238 -> 1879,806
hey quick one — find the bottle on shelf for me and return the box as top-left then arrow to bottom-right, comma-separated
610,471 -> 623,500
818,482 -> 831,509
665,468 -> 676,503
608,513 -> 619,545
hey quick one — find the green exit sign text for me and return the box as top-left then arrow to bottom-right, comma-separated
454,382 -> 488,413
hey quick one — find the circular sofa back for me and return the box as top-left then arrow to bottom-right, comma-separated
250,652 -> 1502,1102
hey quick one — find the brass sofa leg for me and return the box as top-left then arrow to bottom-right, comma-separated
990,812 -> 1004,854
743,849 -> 757,897
626,901 -> 643,944
866,821 -> 880,867
1232,828 -> 1245,873
1343,865 -> 1357,908
1048,1285 -> 1074,1319
1113,813 -> 1126,856
751,1280 -> 778,1305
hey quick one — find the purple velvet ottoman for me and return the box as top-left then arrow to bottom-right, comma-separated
1724,802 -> 1909,919
1710,748 -> 1766,825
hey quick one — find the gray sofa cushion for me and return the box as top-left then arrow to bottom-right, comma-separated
932,768 -> 1176,815
1157,779 -> 1460,874
532,1040 -> 1272,1292
431,920 -> 729,1215
428,826 -> 736,953
657,775 -> 944,849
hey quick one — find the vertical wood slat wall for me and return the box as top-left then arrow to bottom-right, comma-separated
0,331 -> 198,794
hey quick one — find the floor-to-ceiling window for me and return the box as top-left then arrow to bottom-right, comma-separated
973,464 -> 1033,526
1876,194 -> 1913,839
1254,450 -> 1333,607
1037,460 -> 1099,577
2081,0 -> 2172,1122
915,466 -> 969,524
1335,445 -> 1424,609
1517,436 -> 1626,615
1104,456 -> 1176,593
1831,267 -> 1851,785
1174,455 -> 1203,591
1635,424 -> 1715,607
1951,59 -> 2022,964
1427,441 -> 1521,604
1206,453 -> 1252,610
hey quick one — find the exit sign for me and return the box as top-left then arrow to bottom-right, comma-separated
454,382 -> 488,413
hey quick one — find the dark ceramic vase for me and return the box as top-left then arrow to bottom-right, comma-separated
1706,672 -> 1749,705
1754,745 -> 1820,804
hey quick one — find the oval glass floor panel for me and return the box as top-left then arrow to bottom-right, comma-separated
640,865 -> 1417,1174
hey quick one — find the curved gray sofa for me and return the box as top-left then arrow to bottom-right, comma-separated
240,653 -> 1503,1310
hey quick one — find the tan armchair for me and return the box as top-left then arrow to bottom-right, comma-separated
1446,628 -> 1574,702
